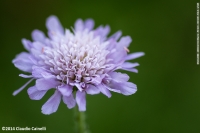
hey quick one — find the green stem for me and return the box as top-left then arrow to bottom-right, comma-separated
74,106 -> 90,133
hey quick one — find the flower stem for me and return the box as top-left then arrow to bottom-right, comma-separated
74,106 -> 90,133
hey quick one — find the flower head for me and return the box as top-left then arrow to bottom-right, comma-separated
12,16 -> 144,114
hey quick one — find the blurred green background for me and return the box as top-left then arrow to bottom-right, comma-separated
0,0 -> 199,133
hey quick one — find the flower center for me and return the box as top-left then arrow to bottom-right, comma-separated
39,30 -> 109,84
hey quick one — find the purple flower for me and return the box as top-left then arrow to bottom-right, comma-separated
12,16 -> 144,115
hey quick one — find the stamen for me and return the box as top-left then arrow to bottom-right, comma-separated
42,47 -> 45,53
71,26 -> 76,34
51,31 -> 56,35
124,47 -> 130,52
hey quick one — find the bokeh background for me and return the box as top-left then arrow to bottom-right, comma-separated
0,0 -> 199,133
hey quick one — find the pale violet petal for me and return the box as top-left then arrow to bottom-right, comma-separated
75,83 -> 83,92
13,78 -> 34,96
106,81 -> 137,95
108,72 -> 129,82
86,84 -> 100,95
90,75 -> 105,85
107,47 -> 126,65
41,72 -> 56,79
58,84 -> 73,96
76,91 -> 86,111
75,19 -> 84,31
120,68 -> 138,73
36,77 -> 60,90
121,62 -> 139,68
19,74 -> 33,78
84,19 -> 94,31
119,82 -> 137,95
109,31 -> 122,41
12,52 -> 33,72
31,29 -> 46,43
118,36 -> 132,47
29,56 -> 38,65
32,66 -> 50,78
125,52 -> 145,61
46,15 -> 64,34
41,91 -> 61,115
95,25 -> 110,38
105,85 -> 121,93
63,94 -> 76,109
27,86 -> 47,100
22,39 -> 32,51
96,84 -> 111,98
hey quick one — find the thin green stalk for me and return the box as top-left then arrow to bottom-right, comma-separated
74,106 -> 90,133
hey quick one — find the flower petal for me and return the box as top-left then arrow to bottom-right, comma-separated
75,83 -> 83,92
29,54 -> 38,65
31,29 -> 46,43
120,82 -> 137,95
32,66 -> 50,78
107,47 -> 126,65
13,78 -> 34,96
96,84 -> 111,98
22,39 -> 32,51
41,91 -> 61,115
19,74 -> 33,78
58,84 -> 73,96
95,25 -> 110,39
125,52 -> 145,61
84,19 -> 94,31
41,72 -> 56,79
121,62 -> 139,68
63,94 -> 76,109
108,72 -> 129,82
90,75 -> 105,85
30,42 -> 45,59
76,91 -> 86,111
120,68 -> 138,73
109,31 -> 122,41
107,81 -> 137,95
86,84 -> 100,95
105,85 -> 121,93
12,52 -> 33,72
75,19 -> 84,32
46,15 -> 64,34
118,36 -> 132,47
36,77 -> 60,90
27,86 -> 47,100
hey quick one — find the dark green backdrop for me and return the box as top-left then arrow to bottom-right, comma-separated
0,0 -> 199,133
